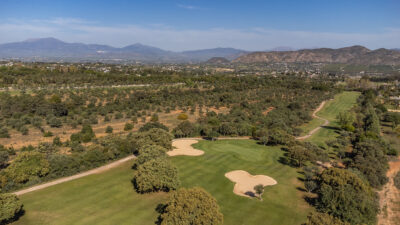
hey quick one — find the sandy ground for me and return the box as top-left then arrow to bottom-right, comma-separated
296,101 -> 329,140
13,155 -> 136,196
225,170 -> 277,198
167,139 -> 204,156
388,109 -> 400,113
378,156 -> 400,225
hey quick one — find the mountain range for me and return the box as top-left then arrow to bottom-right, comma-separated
234,46 -> 400,65
0,38 -> 247,63
0,38 -> 399,65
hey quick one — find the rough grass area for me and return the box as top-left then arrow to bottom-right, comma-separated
13,140 -> 309,225
307,91 -> 360,146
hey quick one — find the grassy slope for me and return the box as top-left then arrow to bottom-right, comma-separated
14,140 -> 308,225
13,92 -> 362,225
306,91 -> 360,146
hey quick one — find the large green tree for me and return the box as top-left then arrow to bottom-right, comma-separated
160,187 -> 223,225
0,193 -> 23,224
316,168 -> 379,225
3,151 -> 50,184
133,158 -> 179,193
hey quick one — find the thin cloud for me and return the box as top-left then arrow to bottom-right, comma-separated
177,4 -> 198,10
0,18 -> 399,51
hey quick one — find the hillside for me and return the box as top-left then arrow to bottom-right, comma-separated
205,57 -> 230,64
233,46 -> 400,65
0,38 -> 246,63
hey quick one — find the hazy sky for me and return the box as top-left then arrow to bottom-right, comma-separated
0,0 -> 399,51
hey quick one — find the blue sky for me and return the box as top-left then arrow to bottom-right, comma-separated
0,0 -> 399,50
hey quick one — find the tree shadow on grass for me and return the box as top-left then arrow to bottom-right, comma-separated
154,203 -> 167,225
4,209 -> 25,225
321,125 -> 340,131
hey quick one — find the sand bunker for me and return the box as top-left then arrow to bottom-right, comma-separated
167,139 -> 204,156
225,170 -> 277,198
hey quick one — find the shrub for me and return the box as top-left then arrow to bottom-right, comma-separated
160,187 -> 223,225
43,131 -> 53,137
0,127 -> 10,138
52,136 -> 62,146
177,113 -> 188,120
47,117 -> 62,128
0,193 -> 23,224
114,112 -> 123,119
105,126 -> 113,133
124,123 -> 134,131
304,212 -> 350,225
394,171 -> 400,190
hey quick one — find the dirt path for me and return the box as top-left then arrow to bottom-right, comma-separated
296,101 -> 329,140
13,155 -> 136,196
378,156 -> 400,225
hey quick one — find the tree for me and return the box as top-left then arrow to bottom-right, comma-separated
287,145 -> 312,167
304,180 -> 317,193
70,124 -> 96,143
124,123 -> 134,131
304,212 -> 350,225
173,121 -> 195,138
139,122 -> 169,132
160,187 -> 223,225
268,128 -> 293,145
254,184 -> 264,200
105,126 -> 113,133
3,151 -> 50,184
0,127 -> 10,138
0,150 -> 9,168
316,168 -> 379,225
136,145 -> 167,166
350,139 -> 388,188
0,193 -> 23,224
150,114 -> 159,122
47,117 -> 62,128
133,158 -> 179,193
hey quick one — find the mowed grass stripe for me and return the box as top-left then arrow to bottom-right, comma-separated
14,140 -> 309,225
305,91 -> 360,146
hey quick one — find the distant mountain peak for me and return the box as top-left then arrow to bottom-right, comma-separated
233,45 -> 400,65
24,37 -> 64,43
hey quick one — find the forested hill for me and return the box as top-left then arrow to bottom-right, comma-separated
233,45 -> 400,65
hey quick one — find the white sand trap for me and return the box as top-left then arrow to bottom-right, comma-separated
167,139 -> 204,156
225,170 -> 277,198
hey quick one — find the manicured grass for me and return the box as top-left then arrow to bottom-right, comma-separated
14,140 -> 309,225
307,91 -> 360,146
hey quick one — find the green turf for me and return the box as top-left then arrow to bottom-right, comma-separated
306,91 -> 360,146
14,140 -> 309,225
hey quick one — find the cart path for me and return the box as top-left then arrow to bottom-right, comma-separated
296,101 -> 329,140
13,155 -> 136,196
